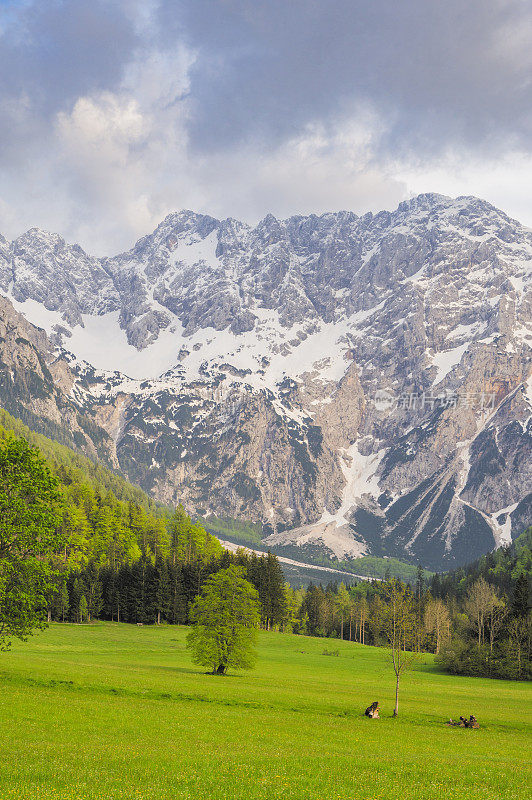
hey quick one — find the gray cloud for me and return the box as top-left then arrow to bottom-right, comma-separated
0,0 -> 139,162
158,0 -> 532,157
0,0 -> 138,109
0,0 -> 531,253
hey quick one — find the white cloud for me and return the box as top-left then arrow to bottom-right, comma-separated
4,84 -> 532,256
186,111 -> 407,224
57,94 -> 148,160
0,46 -> 197,254
397,150 -> 532,228
0,61 -> 409,254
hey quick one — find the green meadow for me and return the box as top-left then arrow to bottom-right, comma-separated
0,623 -> 530,800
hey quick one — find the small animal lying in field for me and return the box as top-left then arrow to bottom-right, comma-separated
446,715 -> 479,728
364,701 -> 380,718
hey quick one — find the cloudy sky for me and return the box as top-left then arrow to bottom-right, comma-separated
0,0 -> 531,254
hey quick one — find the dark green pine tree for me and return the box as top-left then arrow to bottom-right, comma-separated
131,559 -> 148,624
218,549 -> 233,570
154,557 -> 172,624
143,559 -> 158,624
169,564 -> 188,624
512,572 -> 530,618
84,562 -> 103,622
415,565 -> 425,600
79,594 -> 88,623
431,573 -> 442,598
99,567 -> 117,621
258,552 -> 287,630
117,565 -> 133,623
299,584 -> 326,635
50,577 -> 69,621
69,577 -> 84,623
59,581 -> 69,622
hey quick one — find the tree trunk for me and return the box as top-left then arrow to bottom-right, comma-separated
47,608 -> 51,624
216,664 -> 226,675
393,674 -> 399,717
157,611 -> 161,625
341,616 -> 344,640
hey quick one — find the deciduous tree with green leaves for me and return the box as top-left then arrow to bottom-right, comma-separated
79,594 -> 88,623
382,579 -> 418,716
424,597 -> 449,654
0,436 -> 65,649
186,565 -> 260,675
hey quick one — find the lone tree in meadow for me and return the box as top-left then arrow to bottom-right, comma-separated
0,435 -> 65,650
186,565 -> 260,675
382,579 -> 418,716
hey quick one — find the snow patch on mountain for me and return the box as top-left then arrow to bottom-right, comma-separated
264,447 -> 384,561
66,313 -> 183,379
491,502 -> 519,547
168,230 -> 220,269
7,296 -> 63,333
432,343 -> 471,385
6,296 -> 183,380
264,520 -> 367,560
334,445 -> 384,525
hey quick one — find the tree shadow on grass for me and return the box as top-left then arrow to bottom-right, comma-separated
155,664 -> 245,678
152,664 -> 203,677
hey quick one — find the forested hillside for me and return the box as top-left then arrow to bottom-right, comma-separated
285,534 -> 531,680
0,406 -> 221,568
429,529 -> 532,679
430,528 -> 532,600
0,406 -> 293,630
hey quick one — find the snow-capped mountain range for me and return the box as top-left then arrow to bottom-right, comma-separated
0,193 -> 530,569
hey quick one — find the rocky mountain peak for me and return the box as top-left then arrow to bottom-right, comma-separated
0,193 -> 530,570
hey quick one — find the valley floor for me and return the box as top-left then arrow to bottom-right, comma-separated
0,623 -> 530,799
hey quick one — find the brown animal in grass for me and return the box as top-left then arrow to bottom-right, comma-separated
364,701 -> 380,718
447,715 -> 479,728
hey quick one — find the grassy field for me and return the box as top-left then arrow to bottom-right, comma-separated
0,623 -> 530,800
